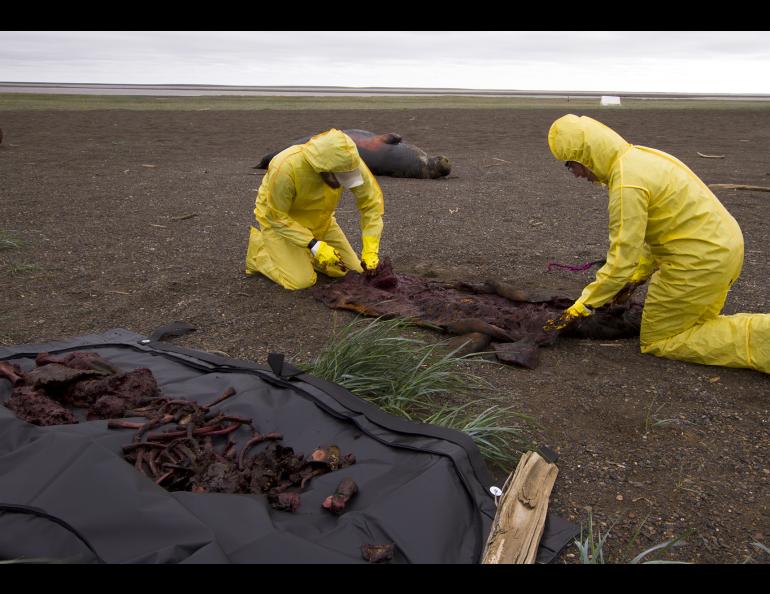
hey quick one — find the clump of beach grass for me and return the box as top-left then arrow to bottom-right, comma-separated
0,231 -> 38,275
7,262 -> 40,275
302,316 -> 533,469
0,230 -> 24,250
575,510 -> 693,564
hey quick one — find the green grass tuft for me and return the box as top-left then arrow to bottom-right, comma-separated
575,511 -> 693,564
574,511 -> 612,564
0,231 -> 24,250
302,316 -> 532,469
7,262 -> 40,275
422,403 -> 533,469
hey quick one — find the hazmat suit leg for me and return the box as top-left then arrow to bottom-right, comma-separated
640,254 -> 770,374
314,218 -> 364,277
245,226 -> 316,290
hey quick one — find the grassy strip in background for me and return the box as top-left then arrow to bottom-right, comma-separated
301,316 -> 533,470
3,93 -> 770,111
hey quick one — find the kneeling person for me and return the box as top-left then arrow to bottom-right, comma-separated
545,114 -> 770,374
245,128 -> 384,290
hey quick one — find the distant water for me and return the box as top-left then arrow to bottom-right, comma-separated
1,82 -> 769,101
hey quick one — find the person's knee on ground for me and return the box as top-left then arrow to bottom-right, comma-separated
267,248 -> 318,289
254,259 -> 317,290
639,302 -> 770,374
245,226 -> 264,276
245,226 -> 318,290
280,268 -> 317,290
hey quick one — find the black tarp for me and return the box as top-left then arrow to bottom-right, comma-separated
0,328 -> 577,564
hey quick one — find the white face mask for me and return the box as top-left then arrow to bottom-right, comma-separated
334,168 -> 364,189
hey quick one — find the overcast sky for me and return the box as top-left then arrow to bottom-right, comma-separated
2,31 -> 770,94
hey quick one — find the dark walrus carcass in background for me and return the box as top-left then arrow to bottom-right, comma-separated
254,129 -> 452,179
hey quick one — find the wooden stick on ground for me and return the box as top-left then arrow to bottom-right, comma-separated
482,450 -> 559,564
709,184 -> 770,193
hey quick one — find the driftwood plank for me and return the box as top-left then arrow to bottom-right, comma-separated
482,450 -> 559,564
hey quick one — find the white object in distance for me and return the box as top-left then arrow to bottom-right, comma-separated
600,95 -> 622,106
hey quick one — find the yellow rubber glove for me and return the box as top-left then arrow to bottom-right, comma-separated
313,241 -> 343,269
566,302 -> 592,317
543,303 -> 592,332
360,235 -> 380,272
543,311 -> 578,332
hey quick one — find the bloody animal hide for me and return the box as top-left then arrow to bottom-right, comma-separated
312,258 -> 643,369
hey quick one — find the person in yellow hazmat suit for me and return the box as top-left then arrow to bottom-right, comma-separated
245,128 -> 384,290
545,114 -> 770,374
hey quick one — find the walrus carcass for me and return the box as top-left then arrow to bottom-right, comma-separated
254,129 -> 451,179
312,258 -> 643,370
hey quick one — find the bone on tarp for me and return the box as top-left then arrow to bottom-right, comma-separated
311,257 -> 643,369
322,477 -> 359,514
106,388 -> 358,507
361,543 -> 396,563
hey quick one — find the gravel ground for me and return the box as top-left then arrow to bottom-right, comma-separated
1,106 -> 769,563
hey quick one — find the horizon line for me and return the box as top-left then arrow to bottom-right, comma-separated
2,82 -> 770,100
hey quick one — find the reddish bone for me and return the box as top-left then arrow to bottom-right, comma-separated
238,432 -> 284,470
322,478 -> 359,514
311,445 -> 341,469
361,543 -> 395,563
203,386 -> 237,409
0,362 -> 25,385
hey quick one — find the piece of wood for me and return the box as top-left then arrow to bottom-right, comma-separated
709,184 -> 770,193
481,450 -> 559,564
697,152 -> 725,159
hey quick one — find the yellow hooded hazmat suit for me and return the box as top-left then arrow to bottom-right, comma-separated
548,114 -> 770,374
245,129 -> 384,290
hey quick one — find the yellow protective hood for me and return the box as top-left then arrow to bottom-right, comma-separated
302,129 -> 361,173
547,114 -> 632,182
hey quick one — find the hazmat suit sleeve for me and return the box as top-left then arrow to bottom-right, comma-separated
350,163 -> 384,246
573,185 -> 649,311
261,166 -> 315,248
629,242 -> 656,283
